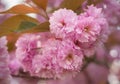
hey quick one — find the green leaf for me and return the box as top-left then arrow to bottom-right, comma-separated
21,22 -> 50,33
0,15 -> 39,37
7,33 -> 21,51
60,0 -> 84,11
15,21 -> 38,32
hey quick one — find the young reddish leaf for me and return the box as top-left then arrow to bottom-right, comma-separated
0,15 -> 39,37
88,0 -> 102,5
7,22 -> 49,51
0,4 -> 39,14
60,0 -> 84,11
32,0 -> 48,10
7,33 -> 21,51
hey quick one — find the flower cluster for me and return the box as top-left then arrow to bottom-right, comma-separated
50,5 -> 109,56
15,5 -> 109,79
16,33 -> 83,79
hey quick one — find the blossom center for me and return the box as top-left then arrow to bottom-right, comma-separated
60,20 -> 66,27
66,54 -> 73,61
84,26 -> 90,32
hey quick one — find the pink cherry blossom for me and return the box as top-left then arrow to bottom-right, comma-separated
15,33 -> 42,72
82,5 -> 109,34
0,36 -> 9,78
0,36 -> 10,83
15,32 -> 53,72
82,5 -> 107,25
75,5 -> 109,57
76,16 -> 101,43
49,8 -> 77,40
83,5 -> 103,18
